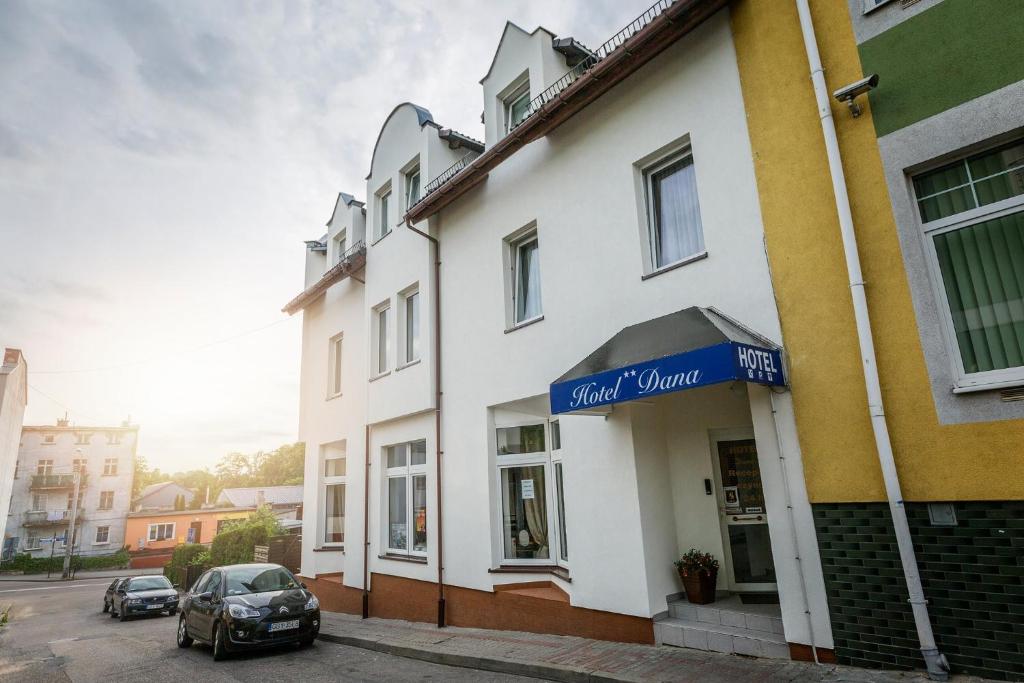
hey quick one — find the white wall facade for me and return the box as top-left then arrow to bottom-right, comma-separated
293,8 -> 831,649
4,424 -> 137,559
0,349 -> 28,545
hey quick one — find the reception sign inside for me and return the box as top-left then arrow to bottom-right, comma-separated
549,341 -> 785,415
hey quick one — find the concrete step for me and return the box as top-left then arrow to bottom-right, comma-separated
654,617 -> 790,659
667,600 -> 784,636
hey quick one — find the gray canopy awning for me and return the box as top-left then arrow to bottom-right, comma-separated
549,307 -> 785,415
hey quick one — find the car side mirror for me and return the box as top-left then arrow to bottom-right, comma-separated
198,591 -> 213,602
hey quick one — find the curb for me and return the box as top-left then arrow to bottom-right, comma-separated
317,632 -> 639,683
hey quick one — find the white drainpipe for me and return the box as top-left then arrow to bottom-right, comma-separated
793,1 -> 949,680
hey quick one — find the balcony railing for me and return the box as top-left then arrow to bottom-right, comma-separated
511,0 -> 673,131
418,154 -> 476,203
23,508 -> 85,527
30,472 -> 87,490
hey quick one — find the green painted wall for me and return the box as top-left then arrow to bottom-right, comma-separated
859,0 -> 1024,137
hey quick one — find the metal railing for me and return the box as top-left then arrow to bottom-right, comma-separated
30,472 -> 87,489
335,239 -> 366,266
419,153 -> 476,202
23,508 -> 84,526
511,0 -> 674,131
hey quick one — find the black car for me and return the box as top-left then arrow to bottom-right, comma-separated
176,563 -> 320,660
108,575 -> 180,620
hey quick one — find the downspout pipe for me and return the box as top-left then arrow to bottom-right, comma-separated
407,220 -> 446,628
362,423 -> 370,618
793,2 -> 949,679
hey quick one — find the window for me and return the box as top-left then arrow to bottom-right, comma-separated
323,446 -> 346,545
148,522 -> 175,541
373,303 -> 391,375
912,138 -> 1024,390
36,460 -> 53,475
42,434 -> 55,444
384,440 -> 427,557
106,432 -> 122,445
103,458 -> 117,475
74,432 -> 91,445
99,491 -> 114,510
376,187 -> 392,240
328,333 -> 344,397
25,534 -> 40,550
95,526 -> 110,544
207,571 -> 223,598
72,458 -> 87,473
643,147 -> 705,271
406,167 -> 421,209
403,289 -> 420,364
494,422 -> 566,564
550,420 -> 567,563
334,230 -> 347,264
504,82 -> 531,133
510,230 -> 542,325
31,494 -> 47,512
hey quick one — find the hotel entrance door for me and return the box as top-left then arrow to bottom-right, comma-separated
712,433 -> 777,592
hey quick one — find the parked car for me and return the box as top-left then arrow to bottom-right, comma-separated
102,577 -> 126,614
108,575 -> 180,621
176,563 -> 320,660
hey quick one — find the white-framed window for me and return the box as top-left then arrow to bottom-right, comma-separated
322,445 -> 346,546
328,332 -> 344,398
372,302 -> 391,376
375,185 -> 392,241
72,458 -> 87,473
106,431 -> 122,445
31,493 -> 47,512
333,230 -> 348,265
148,522 -> 175,541
912,137 -> 1024,391
550,420 -> 568,565
504,80 -> 531,133
507,228 -> 543,326
384,440 -> 427,557
95,526 -> 110,544
494,421 -> 566,565
643,146 -> 705,271
74,432 -> 91,445
402,288 -> 420,365
99,491 -> 114,510
42,434 -> 55,445
103,458 -> 117,476
36,459 -> 53,475
25,534 -> 40,551
405,166 -> 421,209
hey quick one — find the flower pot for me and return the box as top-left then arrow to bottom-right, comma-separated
678,568 -> 717,605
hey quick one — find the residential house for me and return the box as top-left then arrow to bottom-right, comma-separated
124,506 -> 252,568
215,485 -> 303,524
132,481 -> 195,511
0,348 -> 28,558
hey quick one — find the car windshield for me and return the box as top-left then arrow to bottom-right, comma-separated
128,576 -> 172,591
224,566 -> 299,596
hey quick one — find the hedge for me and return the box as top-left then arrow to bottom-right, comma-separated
0,547 -> 131,574
209,508 -> 283,566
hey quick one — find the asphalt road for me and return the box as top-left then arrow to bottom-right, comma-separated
0,577 -> 536,682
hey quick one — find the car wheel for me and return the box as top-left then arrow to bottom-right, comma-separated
176,615 -> 194,648
119,608 -> 128,622
167,608 -> 177,616
212,621 -> 229,661
102,600 -> 109,613
299,637 -> 315,648
109,606 -> 117,619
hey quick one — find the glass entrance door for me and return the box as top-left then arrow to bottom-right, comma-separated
714,437 -> 777,591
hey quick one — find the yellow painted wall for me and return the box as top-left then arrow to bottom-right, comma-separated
729,0 -> 1024,503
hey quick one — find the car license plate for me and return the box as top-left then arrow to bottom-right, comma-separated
146,604 -> 164,610
269,619 -> 299,632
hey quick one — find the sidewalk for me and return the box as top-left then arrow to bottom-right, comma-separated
319,611 -> 983,683
0,567 -> 161,582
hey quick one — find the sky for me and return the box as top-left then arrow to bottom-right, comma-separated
0,0 -> 653,473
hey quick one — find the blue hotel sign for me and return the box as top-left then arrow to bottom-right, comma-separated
549,342 -> 785,415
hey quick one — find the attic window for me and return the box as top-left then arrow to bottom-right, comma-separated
504,82 -> 531,133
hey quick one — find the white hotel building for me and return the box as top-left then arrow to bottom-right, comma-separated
288,2 -> 833,660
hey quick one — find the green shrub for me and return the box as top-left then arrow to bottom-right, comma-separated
209,508 -> 283,566
0,547 -> 130,574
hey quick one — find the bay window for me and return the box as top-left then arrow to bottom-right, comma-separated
913,138 -> 1024,390
385,440 -> 427,557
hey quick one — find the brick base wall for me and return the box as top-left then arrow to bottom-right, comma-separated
813,501 -> 1024,681
302,572 -> 656,644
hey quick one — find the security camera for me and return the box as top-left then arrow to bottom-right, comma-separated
833,74 -> 879,117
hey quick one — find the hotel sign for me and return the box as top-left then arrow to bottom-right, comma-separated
549,342 -> 785,415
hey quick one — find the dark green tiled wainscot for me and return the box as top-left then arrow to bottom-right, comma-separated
813,501 -> 1024,681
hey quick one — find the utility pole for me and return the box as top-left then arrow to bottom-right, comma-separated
62,454 -> 83,580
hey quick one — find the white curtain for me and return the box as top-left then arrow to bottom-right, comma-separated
517,240 -> 542,321
656,159 -> 704,267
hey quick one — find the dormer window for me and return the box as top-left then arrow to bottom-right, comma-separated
504,81 -> 531,134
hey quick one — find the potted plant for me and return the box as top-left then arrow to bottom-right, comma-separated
674,549 -> 719,605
